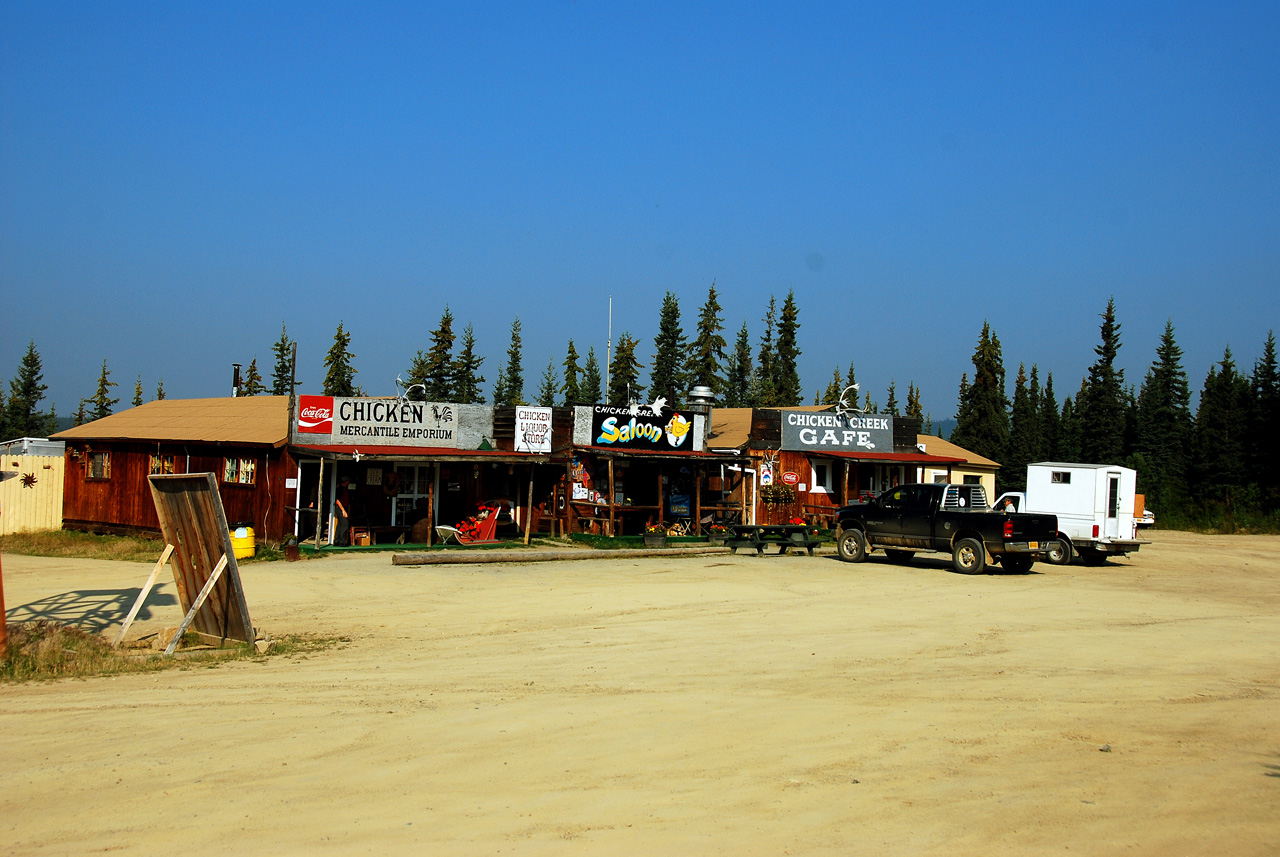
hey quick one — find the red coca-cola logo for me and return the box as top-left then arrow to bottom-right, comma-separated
298,395 -> 334,433
782,471 -> 800,485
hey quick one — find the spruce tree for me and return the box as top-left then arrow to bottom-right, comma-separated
322,322 -> 357,397
155,379 -> 166,401
723,323 -> 752,408
1250,331 -> 1279,510
1005,364 -> 1037,491
1135,321 -> 1193,513
1040,372 -> 1060,460
905,382 -> 924,422
493,318 -> 525,406
581,347 -> 603,405
270,323 -> 294,396
132,375 -> 144,407
561,340 -> 582,405
404,351 -> 430,401
1192,348 -> 1252,519
949,322 -> 1009,465
89,359 -> 119,421
452,323 -> 486,404
688,282 -> 727,402
536,358 -> 559,407
607,333 -> 644,407
1027,366 -> 1045,462
423,307 -> 456,401
5,341 -> 50,437
241,359 -> 267,396
774,290 -> 802,406
1077,297 -> 1126,463
73,398 -> 88,427
650,291 -> 688,407
749,297 -> 778,407
884,380 -> 899,416
821,368 -> 843,405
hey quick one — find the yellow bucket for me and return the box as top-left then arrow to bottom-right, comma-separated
231,526 -> 256,559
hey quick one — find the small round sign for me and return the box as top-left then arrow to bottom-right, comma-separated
782,471 -> 800,485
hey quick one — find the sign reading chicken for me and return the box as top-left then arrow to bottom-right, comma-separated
591,400 -> 694,451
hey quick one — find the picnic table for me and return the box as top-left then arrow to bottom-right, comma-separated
725,524 -> 823,556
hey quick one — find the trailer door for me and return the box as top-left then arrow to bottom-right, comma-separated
1105,472 -> 1121,538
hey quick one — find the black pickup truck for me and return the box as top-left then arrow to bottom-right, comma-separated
835,483 -> 1059,574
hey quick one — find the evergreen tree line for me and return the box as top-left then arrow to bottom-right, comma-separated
949,298 -> 1279,530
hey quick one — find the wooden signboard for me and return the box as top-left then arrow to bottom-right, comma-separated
147,473 -> 254,646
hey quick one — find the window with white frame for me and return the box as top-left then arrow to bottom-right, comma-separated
810,460 -> 833,493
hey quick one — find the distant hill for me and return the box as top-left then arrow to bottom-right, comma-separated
929,418 -> 956,440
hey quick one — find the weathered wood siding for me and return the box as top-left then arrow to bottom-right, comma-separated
61,442 -> 297,542
0,454 -> 64,534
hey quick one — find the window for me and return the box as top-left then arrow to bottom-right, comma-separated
810,460 -> 832,493
223,457 -> 256,485
963,475 -> 981,485
1052,471 -> 1072,484
88,451 -> 110,480
149,454 -> 175,475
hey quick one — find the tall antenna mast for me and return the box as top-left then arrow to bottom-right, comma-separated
605,295 -> 612,402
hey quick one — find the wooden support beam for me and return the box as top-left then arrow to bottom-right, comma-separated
112,543 -> 175,648
607,458 -> 616,537
164,554 -> 229,655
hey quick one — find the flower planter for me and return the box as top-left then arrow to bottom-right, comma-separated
643,534 -> 667,548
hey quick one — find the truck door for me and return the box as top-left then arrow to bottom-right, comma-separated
1105,472 -> 1121,539
899,485 -> 934,548
870,487 -> 908,546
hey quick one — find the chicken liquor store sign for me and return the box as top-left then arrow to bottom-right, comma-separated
295,396 -> 458,448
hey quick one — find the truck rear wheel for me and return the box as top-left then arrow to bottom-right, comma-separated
1046,538 -> 1072,565
952,537 -> 987,575
837,528 -> 868,563
1079,547 -> 1108,566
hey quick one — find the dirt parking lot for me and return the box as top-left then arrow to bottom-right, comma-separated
2,530 -> 1278,855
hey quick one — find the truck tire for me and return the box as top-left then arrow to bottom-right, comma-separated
1046,537 -> 1072,565
837,528 -> 868,563
1079,547 -> 1108,566
1002,554 -> 1033,574
885,549 -> 915,563
952,537 -> 987,575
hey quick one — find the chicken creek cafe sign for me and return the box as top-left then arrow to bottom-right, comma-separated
781,410 -> 893,452
591,404 -> 694,451
295,395 -> 458,448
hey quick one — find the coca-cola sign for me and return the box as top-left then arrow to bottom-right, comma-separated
297,395 -> 334,433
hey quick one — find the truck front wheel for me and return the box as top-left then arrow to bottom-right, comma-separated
837,528 -> 868,563
953,537 -> 987,575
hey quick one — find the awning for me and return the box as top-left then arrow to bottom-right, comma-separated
799,450 -> 967,464
555,445 -> 746,462
292,444 -> 550,464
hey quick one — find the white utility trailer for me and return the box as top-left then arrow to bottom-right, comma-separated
994,463 -> 1148,565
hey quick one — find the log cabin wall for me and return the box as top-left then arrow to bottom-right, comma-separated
61,441 -> 296,542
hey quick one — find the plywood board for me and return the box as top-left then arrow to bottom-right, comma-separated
147,473 -> 254,645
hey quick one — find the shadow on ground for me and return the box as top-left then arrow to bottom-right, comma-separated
5,585 -> 178,634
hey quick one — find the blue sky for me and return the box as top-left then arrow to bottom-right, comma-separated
2,2 -> 1276,421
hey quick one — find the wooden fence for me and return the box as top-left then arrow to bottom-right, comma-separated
0,454 -> 65,535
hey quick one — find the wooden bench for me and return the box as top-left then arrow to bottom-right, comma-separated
727,524 -> 823,556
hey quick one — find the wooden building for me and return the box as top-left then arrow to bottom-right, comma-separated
706,406 -> 976,527
52,397 -> 297,540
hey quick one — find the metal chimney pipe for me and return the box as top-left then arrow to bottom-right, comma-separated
232,363 -> 242,397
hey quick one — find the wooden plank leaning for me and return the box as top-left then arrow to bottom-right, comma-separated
163,553 -> 229,656
111,543 -> 175,648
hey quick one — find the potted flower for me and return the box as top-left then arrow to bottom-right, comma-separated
707,522 -> 730,545
643,522 -> 667,548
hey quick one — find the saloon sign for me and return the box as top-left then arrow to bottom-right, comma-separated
780,410 -> 893,452
591,404 -> 694,451
295,396 -> 458,448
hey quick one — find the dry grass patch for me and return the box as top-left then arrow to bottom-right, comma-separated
1,621 -> 347,683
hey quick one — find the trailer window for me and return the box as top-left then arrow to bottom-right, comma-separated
1051,471 -> 1071,484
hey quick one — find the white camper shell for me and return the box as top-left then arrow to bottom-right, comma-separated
994,463 -> 1148,565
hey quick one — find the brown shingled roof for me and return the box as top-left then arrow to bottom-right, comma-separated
52,396 -> 290,447
916,434 -> 1000,469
